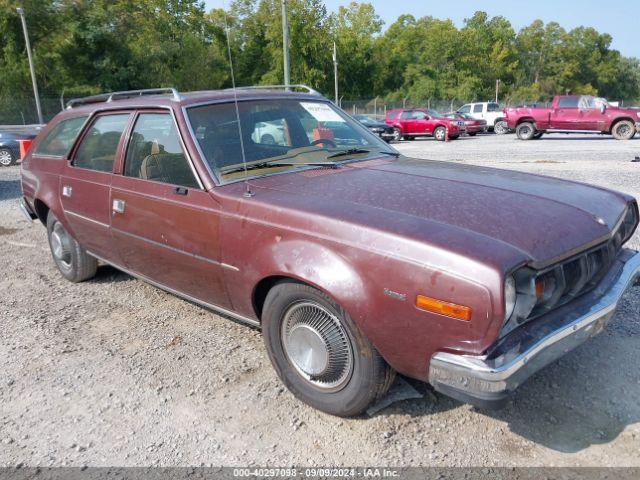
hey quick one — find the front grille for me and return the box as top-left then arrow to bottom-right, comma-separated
528,233 -> 622,318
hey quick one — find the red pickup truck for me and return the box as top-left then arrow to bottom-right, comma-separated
505,95 -> 640,140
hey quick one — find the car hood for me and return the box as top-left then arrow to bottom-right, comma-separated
248,157 -> 630,269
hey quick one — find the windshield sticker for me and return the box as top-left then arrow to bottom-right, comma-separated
301,102 -> 345,122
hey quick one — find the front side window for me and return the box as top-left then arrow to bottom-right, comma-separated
34,116 -> 87,157
73,114 -> 129,172
557,96 -> 580,108
124,113 -> 199,188
473,104 -> 483,113
187,99 -> 394,183
412,111 -> 427,120
458,105 -> 471,114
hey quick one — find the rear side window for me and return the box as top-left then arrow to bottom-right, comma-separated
557,97 -> 580,108
400,111 -> 413,119
458,105 -> 471,114
73,114 -> 129,172
473,104 -> 483,113
34,116 -> 87,157
487,103 -> 501,112
124,113 -> 199,188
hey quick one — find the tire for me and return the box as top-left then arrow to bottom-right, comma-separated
516,122 -> 536,140
260,134 -> 276,145
533,132 -> 544,139
47,212 -> 97,283
0,148 -> 16,167
611,120 -> 636,140
392,128 -> 402,142
494,120 -> 509,135
261,282 -> 395,417
434,126 -> 447,141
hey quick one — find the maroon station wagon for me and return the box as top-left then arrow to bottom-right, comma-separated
19,86 -> 640,416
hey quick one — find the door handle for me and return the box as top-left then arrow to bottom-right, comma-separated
62,185 -> 72,197
112,199 -> 126,214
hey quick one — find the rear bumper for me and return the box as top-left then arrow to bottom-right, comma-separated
19,197 -> 37,222
428,249 -> 640,409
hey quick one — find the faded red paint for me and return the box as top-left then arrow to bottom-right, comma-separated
20,90 -> 637,382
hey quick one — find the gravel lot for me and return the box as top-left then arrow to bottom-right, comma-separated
1,133 -> 639,468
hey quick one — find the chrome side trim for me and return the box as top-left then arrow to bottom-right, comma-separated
220,263 -> 240,272
87,252 -> 259,328
111,227 -> 232,269
64,210 -> 110,229
428,250 -> 640,403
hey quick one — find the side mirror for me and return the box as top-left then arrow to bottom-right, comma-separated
599,104 -> 607,114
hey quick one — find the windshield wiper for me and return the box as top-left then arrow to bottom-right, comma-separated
223,161 -> 338,175
377,150 -> 401,158
326,148 -> 371,159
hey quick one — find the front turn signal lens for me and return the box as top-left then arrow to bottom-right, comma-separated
415,295 -> 472,321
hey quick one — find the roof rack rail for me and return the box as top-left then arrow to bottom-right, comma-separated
229,85 -> 321,96
66,88 -> 181,109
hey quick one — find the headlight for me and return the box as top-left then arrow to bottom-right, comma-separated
504,275 -> 516,322
621,204 -> 639,244
636,112 -> 640,118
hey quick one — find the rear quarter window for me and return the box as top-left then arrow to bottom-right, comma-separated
34,116 -> 88,157
557,97 -> 580,108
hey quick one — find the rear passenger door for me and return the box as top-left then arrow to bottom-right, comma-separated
61,112 -> 131,262
110,110 -> 231,309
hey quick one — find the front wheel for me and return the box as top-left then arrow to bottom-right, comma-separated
47,212 -> 97,283
434,126 -> 447,141
261,282 -> 395,417
0,148 -> 16,167
612,120 -> 636,140
392,128 -> 402,142
494,120 -> 509,135
516,122 -> 536,140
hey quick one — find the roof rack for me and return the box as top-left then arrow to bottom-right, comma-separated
66,88 -> 181,109
228,85 -> 321,96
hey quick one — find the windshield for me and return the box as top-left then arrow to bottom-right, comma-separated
186,99 -> 394,182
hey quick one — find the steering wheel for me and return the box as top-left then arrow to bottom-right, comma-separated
310,138 -> 337,148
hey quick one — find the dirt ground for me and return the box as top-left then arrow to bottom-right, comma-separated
1,133 -> 639,467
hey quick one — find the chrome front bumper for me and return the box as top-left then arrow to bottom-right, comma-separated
428,249 -> 640,409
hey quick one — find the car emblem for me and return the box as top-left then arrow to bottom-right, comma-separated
384,288 -> 406,301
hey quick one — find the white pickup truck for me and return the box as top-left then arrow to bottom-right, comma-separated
457,102 -> 509,134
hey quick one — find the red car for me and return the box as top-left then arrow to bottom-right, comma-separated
19,86 -> 640,416
444,112 -> 488,136
506,95 -> 640,140
385,108 -> 464,141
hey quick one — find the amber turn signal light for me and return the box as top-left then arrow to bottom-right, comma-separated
415,295 -> 472,321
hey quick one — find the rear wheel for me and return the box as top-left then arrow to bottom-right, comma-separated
494,120 -> 509,135
516,122 -> 536,140
47,212 -> 97,283
0,148 -> 15,167
434,126 -> 447,141
612,120 -> 636,140
261,282 -> 395,417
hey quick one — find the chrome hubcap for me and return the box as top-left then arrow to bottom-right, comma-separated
0,150 -> 12,166
436,129 -> 444,140
281,301 -> 353,392
617,124 -> 630,137
51,222 -> 72,268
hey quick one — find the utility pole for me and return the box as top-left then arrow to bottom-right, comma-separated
495,79 -> 501,103
282,0 -> 290,88
16,7 -> 43,124
333,42 -> 338,105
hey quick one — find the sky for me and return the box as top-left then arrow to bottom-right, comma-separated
204,0 -> 636,58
